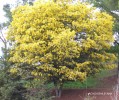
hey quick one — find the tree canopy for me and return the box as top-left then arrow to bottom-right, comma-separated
7,0 -> 117,95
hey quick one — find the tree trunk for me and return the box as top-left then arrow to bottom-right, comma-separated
54,81 -> 63,97
55,87 -> 62,97
117,60 -> 119,72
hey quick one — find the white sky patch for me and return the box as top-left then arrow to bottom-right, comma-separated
0,0 -> 17,23
0,0 -> 17,56
111,11 -> 119,16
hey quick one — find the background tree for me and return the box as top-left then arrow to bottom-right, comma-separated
0,3 -> 12,70
7,0 -> 117,97
0,2 -> 21,100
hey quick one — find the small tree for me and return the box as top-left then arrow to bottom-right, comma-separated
7,0 -> 117,97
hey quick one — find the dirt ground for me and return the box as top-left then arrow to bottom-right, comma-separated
53,75 -> 119,100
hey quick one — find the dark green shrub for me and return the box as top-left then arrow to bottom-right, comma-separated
25,78 -> 53,100
0,71 -> 26,100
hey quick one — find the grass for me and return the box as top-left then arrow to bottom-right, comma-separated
95,69 -> 116,78
47,68 -> 117,89
63,76 -> 98,89
47,76 -> 98,89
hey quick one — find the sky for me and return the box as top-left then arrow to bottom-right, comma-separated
0,0 -> 17,23
0,0 -> 17,55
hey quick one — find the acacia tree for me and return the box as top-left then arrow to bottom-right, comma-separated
7,0 -> 117,97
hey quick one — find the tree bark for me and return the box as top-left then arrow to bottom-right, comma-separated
54,81 -> 63,97
55,86 -> 62,97
117,60 -> 119,72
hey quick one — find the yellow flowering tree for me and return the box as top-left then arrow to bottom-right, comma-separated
7,0 -> 117,97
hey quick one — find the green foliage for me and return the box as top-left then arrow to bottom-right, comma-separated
0,71 -> 12,100
109,46 -> 119,59
0,84 -> 15,100
3,4 -> 12,26
0,71 -> 25,100
25,79 -> 53,100
0,70 -> 52,100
